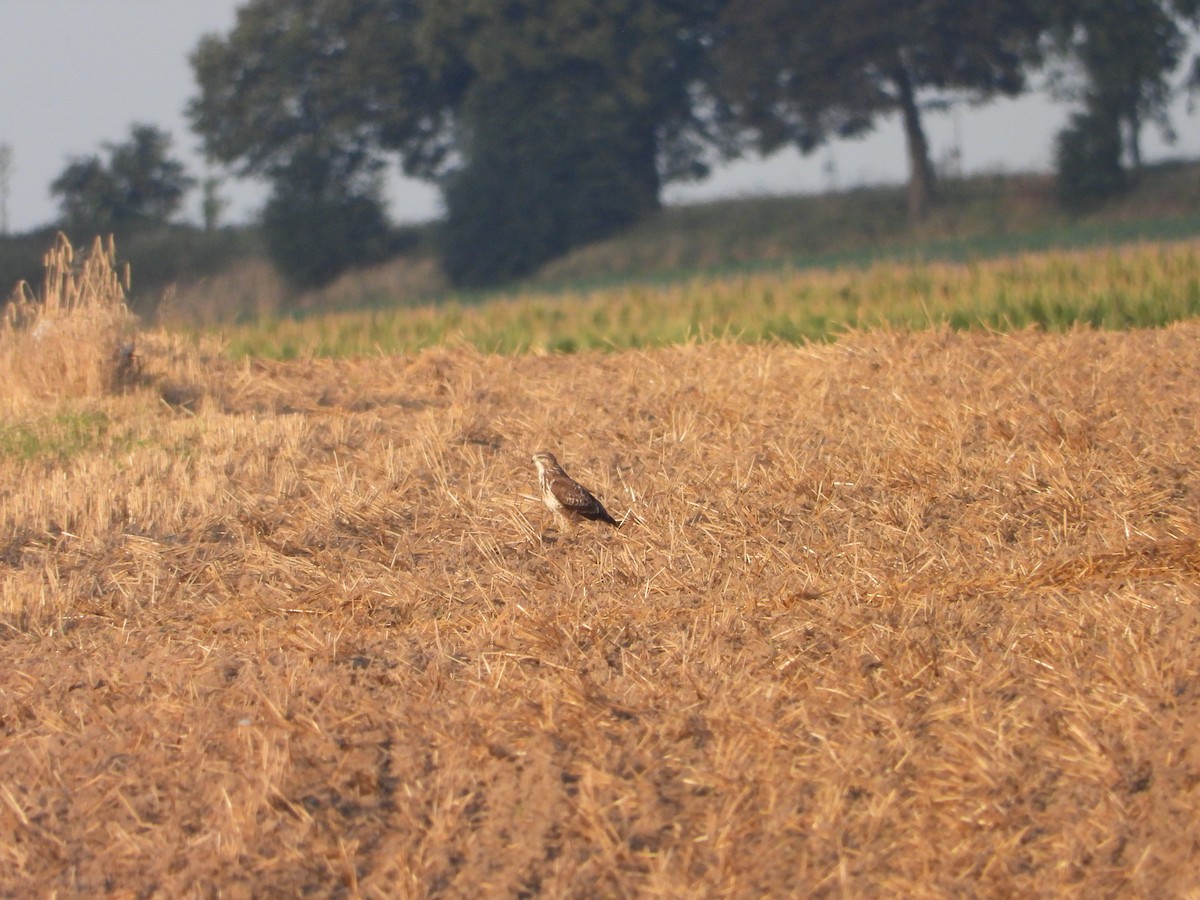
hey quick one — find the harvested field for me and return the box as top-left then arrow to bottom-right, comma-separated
2,317 -> 1199,895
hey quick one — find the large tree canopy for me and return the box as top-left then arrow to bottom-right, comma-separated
189,0 -> 1196,283
415,0 -> 727,182
713,0 -> 1048,219
424,0 -> 727,282
1049,0 -> 1199,173
189,0 -> 726,283
189,0 -> 449,180
190,0 -> 434,286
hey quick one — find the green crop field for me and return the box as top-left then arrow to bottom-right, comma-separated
208,240 -> 1200,359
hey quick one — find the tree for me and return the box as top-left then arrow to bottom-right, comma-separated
1048,0 -> 1199,179
261,145 -> 394,289
190,0 -> 444,180
1054,104 -> 1127,210
51,157 -> 119,231
188,0 -> 727,285
50,124 -> 194,232
440,71 -> 661,285
190,0 -> 427,285
201,177 -> 227,232
714,0 -> 1047,219
427,0 -> 722,284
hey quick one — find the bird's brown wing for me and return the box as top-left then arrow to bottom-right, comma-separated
550,474 -> 619,526
549,474 -> 597,512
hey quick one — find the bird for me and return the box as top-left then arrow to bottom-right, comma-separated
532,450 -> 620,530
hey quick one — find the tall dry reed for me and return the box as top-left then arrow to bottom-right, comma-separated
1,233 -> 137,412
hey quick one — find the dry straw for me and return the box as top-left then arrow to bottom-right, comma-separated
1,233 -> 136,410
2,234 -> 1199,895
2,321 -> 1199,894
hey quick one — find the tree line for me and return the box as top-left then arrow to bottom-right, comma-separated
49,0 -> 1200,289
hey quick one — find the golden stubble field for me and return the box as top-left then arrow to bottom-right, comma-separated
2,315 -> 1199,895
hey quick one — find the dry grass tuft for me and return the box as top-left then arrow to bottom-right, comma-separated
1,234 -> 139,411
2,317 -> 1199,894
157,253 -> 447,329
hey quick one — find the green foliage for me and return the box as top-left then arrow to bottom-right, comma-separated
432,0 -> 713,284
189,0 -> 724,287
50,159 -> 120,232
216,239 -> 1200,360
185,0 -> 1200,286
713,0 -> 1049,219
417,0 -> 720,181
50,125 -> 195,232
441,74 -> 658,287
1049,0 -> 1198,172
189,0 -> 440,178
201,178 -> 227,232
1055,107 -> 1128,210
189,0 -> 438,290
261,150 -> 395,290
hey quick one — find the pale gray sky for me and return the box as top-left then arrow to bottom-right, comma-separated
2,1 -> 1197,233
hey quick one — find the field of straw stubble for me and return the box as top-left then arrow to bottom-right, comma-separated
2,243 -> 1200,895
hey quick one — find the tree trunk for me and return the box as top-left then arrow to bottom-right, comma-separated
1125,111 -> 1143,176
630,118 -> 663,215
892,59 -> 936,221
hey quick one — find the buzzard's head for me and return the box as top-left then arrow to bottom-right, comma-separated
532,450 -> 559,473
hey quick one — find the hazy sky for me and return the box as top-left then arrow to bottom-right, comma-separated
2,1 -> 1197,233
